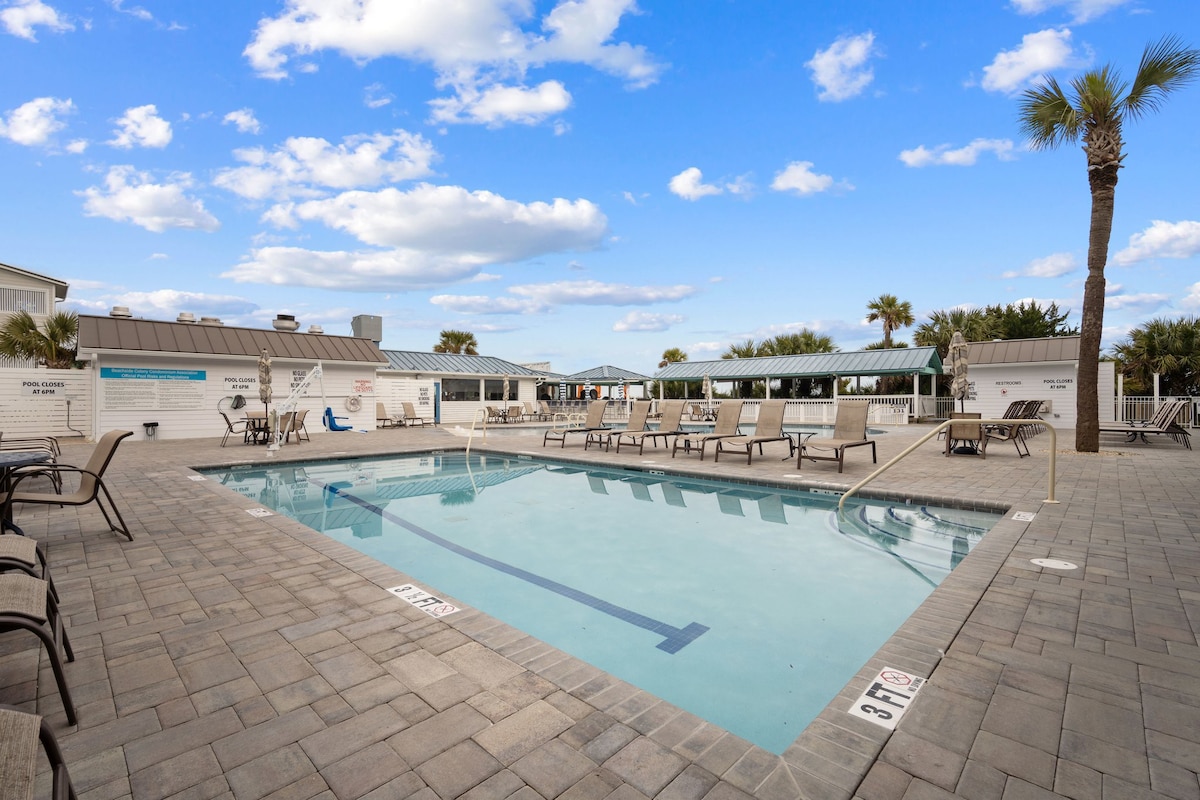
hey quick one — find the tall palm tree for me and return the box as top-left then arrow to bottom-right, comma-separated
1018,35 -> 1200,451
0,310 -> 79,368
762,330 -> 836,397
722,339 -> 763,397
433,329 -> 479,355
658,347 -> 687,369
1111,316 -> 1200,397
913,309 -> 990,359
655,347 -> 688,399
865,294 -> 914,349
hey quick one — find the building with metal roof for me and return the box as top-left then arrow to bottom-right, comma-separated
560,365 -> 653,384
654,347 -> 944,382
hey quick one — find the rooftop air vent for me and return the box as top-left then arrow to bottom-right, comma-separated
306,324 -> 324,334
272,314 -> 300,332
109,306 -> 132,318
176,312 -> 196,323
198,316 -> 223,326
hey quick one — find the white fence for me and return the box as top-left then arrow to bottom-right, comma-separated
1116,396 -> 1195,427
0,368 -> 93,439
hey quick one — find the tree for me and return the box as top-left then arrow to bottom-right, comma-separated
1018,35 -> 1200,451
866,294 -> 914,349
658,347 -> 688,369
982,301 -> 1077,340
913,308 -> 990,359
0,310 -> 79,368
655,347 -> 689,399
1111,317 -> 1200,396
722,339 -> 763,397
761,330 -> 837,397
433,330 -> 479,355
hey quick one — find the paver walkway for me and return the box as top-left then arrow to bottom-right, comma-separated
1,421 -> 1197,800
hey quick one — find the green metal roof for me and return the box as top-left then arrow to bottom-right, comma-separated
654,347 -> 943,381
381,350 -> 545,376
558,365 -> 653,384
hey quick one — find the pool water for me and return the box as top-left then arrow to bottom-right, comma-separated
204,452 -> 999,753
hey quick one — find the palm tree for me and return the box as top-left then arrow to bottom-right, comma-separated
722,339 -> 763,397
655,347 -> 688,399
658,347 -> 688,369
914,309 -> 990,359
866,294 -> 914,349
761,330 -> 836,397
1111,317 -> 1200,397
1018,35 -> 1200,451
433,330 -> 479,355
0,310 -> 79,368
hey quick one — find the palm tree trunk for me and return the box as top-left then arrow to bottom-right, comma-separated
1076,162 -> 1119,452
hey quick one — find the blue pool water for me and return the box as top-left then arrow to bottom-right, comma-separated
203,452 -> 999,753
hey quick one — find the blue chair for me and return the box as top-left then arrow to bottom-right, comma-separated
323,407 -> 353,431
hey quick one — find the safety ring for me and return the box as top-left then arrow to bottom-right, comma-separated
345,395 -> 363,412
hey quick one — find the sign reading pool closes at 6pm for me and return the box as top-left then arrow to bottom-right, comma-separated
100,367 -> 207,410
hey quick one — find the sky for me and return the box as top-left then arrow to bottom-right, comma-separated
2,0 -> 1199,376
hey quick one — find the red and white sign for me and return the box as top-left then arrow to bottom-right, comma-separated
847,666 -> 926,730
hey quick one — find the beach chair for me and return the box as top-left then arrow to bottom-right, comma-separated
688,404 -> 707,421
621,400 -> 686,454
715,400 -> 793,464
524,401 -> 545,421
507,404 -> 525,423
376,402 -> 402,428
797,400 -> 876,473
985,407 -> 1032,457
590,400 -> 650,451
402,402 -> 428,427
1099,400 -> 1191,449
3,430 -> 134,540
0,704 -> 79,800
0,436 -> 62,493
485,406 -> 506,425
0,574 -> 77,725
538,400 -> 554,421
544,400 -> 610,448
945,412 -> 988,458
672,400 -> 744,460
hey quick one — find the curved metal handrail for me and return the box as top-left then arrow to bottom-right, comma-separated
465,407 -> 488,457
837,419 -> 1059,511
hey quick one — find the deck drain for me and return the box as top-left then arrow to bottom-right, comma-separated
1031,558 -> 1077,570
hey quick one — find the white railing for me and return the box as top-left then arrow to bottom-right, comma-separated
1116,396 -> 1195,427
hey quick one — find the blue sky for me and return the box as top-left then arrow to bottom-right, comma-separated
2,0 -> 1198,375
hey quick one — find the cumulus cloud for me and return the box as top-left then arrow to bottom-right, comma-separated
806,31 -> 877,102
899,138 -> 1017,167
1,0 -> 71,39
982,28 -> 1074,94
243,0 -> 662,127
102,289 -> 258,320
108,104 -> 172,149
0,96 -> 73,145
612,311 -> 685,332
1010,0 -> 1129,23
213,130 -> 437,200
431,280 -> 698,315
77,166 -> 220,233
668,167 -> 722,201
227,247 -> 486,291
1112,220 -> 1200,266
1104,291 -> 1170,311
770,161 -> 847,196
1002,252 -> 1078,279
1181,283 -> 1200,310
222,108 -> 262,134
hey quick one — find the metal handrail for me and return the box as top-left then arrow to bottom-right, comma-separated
837,419 -> 1059,511
465,407 -> 488,456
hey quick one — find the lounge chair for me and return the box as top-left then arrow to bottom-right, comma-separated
945,412 -> 988,458
0,703 -> 78,800
590,400 -> 650,451
323,407 -> 353,431
538,400 -> 554,421
688,403 -> 706,421
984,407 -> 1032,457
0,574 -> 77,725
797,400 -> 876,473
715,399 -> 793,464
0,436 -> 62,493
402,402 -> 429,427
1099,400 -> 1191,449
524,401 -> 544,421
507,404 -> 525,423
3,430 -> 134,540
376,402 -> 402,428
544,400 -> 610,448
672,400 -> 744,460
621,400 -> 686,454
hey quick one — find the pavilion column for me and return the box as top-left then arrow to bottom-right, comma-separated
912,372 -> 919,421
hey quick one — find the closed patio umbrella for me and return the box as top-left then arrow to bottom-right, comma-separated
702,374 -> 713,416
948,331 -> 969,413
258,348 -> 273,415
502,374 -> 510,402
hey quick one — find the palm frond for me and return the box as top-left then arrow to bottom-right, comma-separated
1017,77 -> 1078,149
1124,35 -> 1200,120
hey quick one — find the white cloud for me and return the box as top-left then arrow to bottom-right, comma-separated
1002,252 -> 1078,279
213,130 -> 438,200
1010,0 -> 1129,23
77,166 -> 220,233
65,138 -> 87,153
429,80 -> 571,126
1,0 -> 71,39
668,167 -> 721,201
770,161 -> 846,196
108,104 -> 172,149
806,32 -> 877,102
899,138 -> 1016,167
1104,291 -> 1170,311
1181,283 -> 1200,309
982,28 -> 1074,94
612,311 -> 685,332
226,247 -> 484,291
243,0 -> 661,127
364,82 -> 393,109
430,294 -> 542,314
104,289 -> 257,319
109,0 -> 153,22
0,96 -> 73,145
1112,220 -> 1200,266
431,280 -> 698,315
222,108 -> 262,134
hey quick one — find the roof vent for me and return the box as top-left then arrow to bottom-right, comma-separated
306,324 -> 324,334
272,314 -> 300,332
109,306 -> 132,318
198,316 -> 223,326
176,312 -> 196,324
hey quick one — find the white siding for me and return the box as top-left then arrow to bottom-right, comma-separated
966,361 -> 1114,430
0,368 -> 93,439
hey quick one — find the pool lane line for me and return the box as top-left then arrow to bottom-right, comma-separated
310,479 -> 709,654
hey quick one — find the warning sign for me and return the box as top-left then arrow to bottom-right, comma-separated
388,584 -> 460,618
847,666 -> 926,729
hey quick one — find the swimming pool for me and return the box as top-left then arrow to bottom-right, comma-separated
203,452 -> 1000,753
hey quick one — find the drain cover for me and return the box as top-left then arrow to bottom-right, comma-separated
1031,558 -> 1077,570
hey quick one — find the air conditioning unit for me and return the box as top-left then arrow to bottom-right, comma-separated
1038,399 -> 1052,414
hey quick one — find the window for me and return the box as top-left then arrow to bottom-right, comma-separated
484,380 -> 507,401
442,378 -> 480,401
0,288 -> 47,315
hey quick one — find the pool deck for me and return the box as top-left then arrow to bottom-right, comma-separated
3,421 -> 1198,800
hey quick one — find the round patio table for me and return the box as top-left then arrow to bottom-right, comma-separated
0,450 -> 51,535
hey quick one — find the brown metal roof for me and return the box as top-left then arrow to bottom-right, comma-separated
968,336 -> 1080,365
77,315 -> 387,364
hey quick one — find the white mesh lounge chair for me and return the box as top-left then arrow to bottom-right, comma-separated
797,400 -> 876,473
376,402 -> 402,428
715,400 -> 793,464
671,400 -> 744,460
544,400 -> 610,448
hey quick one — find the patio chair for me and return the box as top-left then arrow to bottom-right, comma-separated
402,402 -> 428,427
0,534 -> 58,602
291,409 -> 311,442
524,401 -> 545,421
219,411 -> 251,447
985,408 -> 1032,457
0,704 -> 78,800
323,407 -> 354,431
621,400 -> 686,454
0,436 -> 62,493
538,400 -> 554,421
0,574 -> 77,725
715,400 -> 793,464
688,404 -> 706,421
544,400 -> 610,448
797,400 -> 876,473
590,400 -> 651,452
672,400 -> 744,460
507,404 -> 525,423
945,412 -> 988,458
485,406 -> 506,425
3,430 -> 134,540
1099,400 -> 1191,449
376,402 -> 402,428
